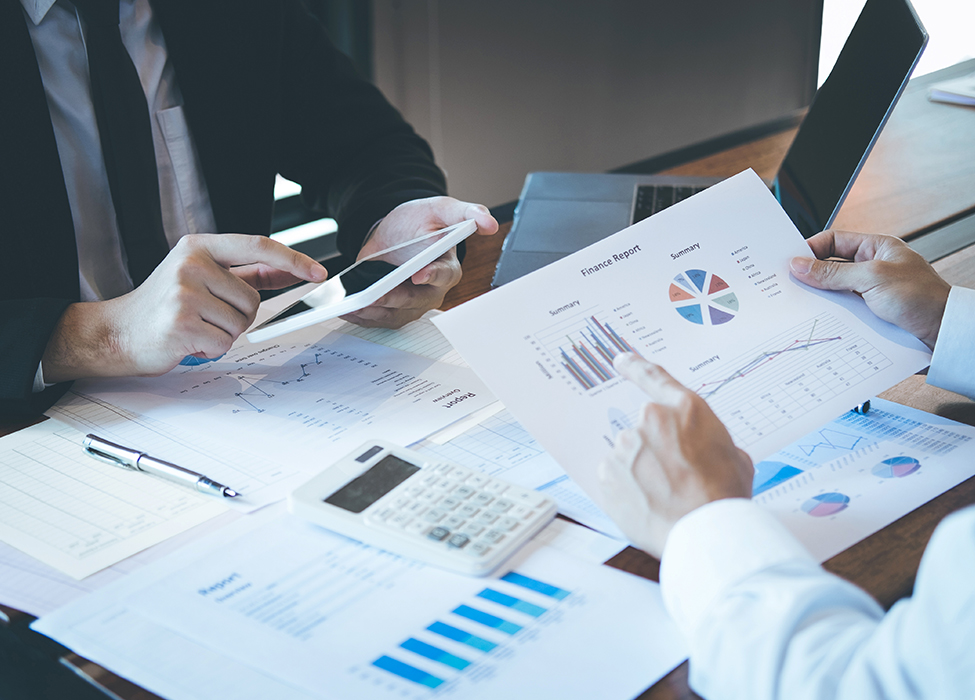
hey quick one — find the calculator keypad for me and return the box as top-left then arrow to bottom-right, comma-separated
366,461 -> 549,559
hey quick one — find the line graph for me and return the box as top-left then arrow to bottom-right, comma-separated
692,313 -> 893,448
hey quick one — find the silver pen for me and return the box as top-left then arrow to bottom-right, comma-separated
82,434 -> 240,498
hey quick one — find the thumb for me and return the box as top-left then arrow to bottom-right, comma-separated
790,256 -> 870,293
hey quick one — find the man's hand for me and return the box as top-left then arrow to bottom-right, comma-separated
790,230 -> 950,349
42,234 -> 328,381
598,354 -> 753,558
340,196 -> 498,328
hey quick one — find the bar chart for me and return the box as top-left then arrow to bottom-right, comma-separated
367,571 -> 572,693
532,308 -> 639,392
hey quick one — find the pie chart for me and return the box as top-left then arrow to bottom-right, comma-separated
669,269 -> 739,326
801,492 -> 850,517
872,456 -> 921,479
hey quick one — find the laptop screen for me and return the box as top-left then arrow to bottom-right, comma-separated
776,0 -> 927,238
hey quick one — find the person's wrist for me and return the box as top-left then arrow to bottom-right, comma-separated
41,300 -> 130,382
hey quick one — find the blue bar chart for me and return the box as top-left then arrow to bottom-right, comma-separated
368,572 -> 572,693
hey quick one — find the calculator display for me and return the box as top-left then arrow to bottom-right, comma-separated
324,455 -> 420,513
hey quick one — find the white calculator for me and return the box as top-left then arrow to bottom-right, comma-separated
289,441 -> 558,576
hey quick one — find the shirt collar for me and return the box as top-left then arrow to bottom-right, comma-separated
19,0 -> 60,25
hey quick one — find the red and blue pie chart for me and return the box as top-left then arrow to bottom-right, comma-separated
871,456 -> 921,479
801,492 -> 850,517
669,269 -> 739,326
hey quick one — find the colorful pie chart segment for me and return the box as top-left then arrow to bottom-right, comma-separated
801,492 -> 850,517
871,456 -> 921,479
670,269 -> 739,326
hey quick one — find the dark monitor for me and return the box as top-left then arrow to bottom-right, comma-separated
776,0 -> 927,238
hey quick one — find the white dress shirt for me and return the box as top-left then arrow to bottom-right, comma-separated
660,285 -> 975,700
22,0 -> 217,389
22,0 -> 218,301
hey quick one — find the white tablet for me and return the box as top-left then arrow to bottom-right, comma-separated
247,219 -> 477,343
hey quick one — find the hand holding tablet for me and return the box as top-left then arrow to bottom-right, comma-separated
247,219 -> 477,342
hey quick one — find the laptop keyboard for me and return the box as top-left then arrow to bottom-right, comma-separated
631,184 -> 707,224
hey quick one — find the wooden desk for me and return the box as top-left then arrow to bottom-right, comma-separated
3,60 -> 975,700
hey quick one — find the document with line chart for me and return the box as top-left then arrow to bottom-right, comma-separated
433,170 -> 932,510
67,326 -> 496,471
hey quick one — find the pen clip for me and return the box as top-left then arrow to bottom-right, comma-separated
82,434 -> 140,471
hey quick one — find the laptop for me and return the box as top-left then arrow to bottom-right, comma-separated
493,0 -> 927,287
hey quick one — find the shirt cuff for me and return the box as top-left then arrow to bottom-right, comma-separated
928,286 -> 975,400
660,498 -> 816,637
32,361 -> 49,394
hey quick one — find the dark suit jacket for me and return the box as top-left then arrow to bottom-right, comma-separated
0,0 -> 447,418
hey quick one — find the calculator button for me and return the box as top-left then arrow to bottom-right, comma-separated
440,496 -> 461,511
369,506 -> 396,522
514,490 -> 548,509
432,463 -> 453,474
390,513 -> 413,528
482,529 -> 505,544
467,542 -> 491,557
406,521 -> 429,536
424,509 -> 446,523
454,485 -> 476,499
496,516 -> 519,532
421,473 -> 439,485
484,481 -> 509,495
406,502 -> 428,516
489,498 -> 514,514
444,515 -> 466,530
465,474 -> 488,487
447,533 -> 470,549
427,526 -> 450,542
476,511 -> 498,525
458,504 -> 480,518
472,493 -> 493,507
510,505 -> 533,519
460,523 -> 485,538
419,491 -> 441,505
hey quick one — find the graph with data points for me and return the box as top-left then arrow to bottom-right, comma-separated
669,269 -> 740,326
692,313 -> 893,448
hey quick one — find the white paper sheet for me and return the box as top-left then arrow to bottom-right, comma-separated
66,327 -> 496,472
753,398 -> 975,561
433,170 -> 932,511
411,408 -> 626,540
35,513 -> 681,700
49,392 -> 307,511
0,419 -> 226,578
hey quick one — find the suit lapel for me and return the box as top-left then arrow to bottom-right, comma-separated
0,0 -> 80,301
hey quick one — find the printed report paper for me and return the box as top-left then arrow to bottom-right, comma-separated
35,513 -> 683,700
433,170 -> 932,511
0,419 -> 225,578
67,326 -> 496,470
753,397 -> 975,562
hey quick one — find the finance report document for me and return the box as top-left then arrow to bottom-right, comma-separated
433,170 -> 932,508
